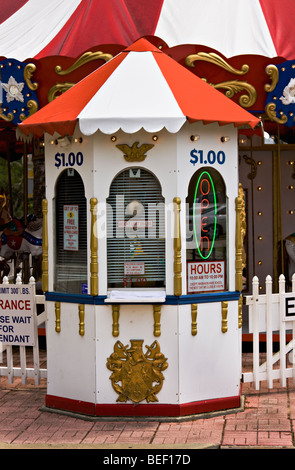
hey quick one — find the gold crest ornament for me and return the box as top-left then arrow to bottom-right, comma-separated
116,142 -> 154,162
106,339 -> 168,403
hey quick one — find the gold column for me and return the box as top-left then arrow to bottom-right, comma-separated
112,305 -> 120,337
153,305 -> 161,337
221,301 -> 228,333
55,302 -> 61,333
79,304 -> 85,336
235,193 -> 243,293
90,198 -> 98,296
191,304 -> 198,336
42,199 -> 48,292
173,197 -> 182,296
235,186 -> 245,328
238,296 -> 243,329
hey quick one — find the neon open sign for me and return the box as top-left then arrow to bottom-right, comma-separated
193,171 -> 217,260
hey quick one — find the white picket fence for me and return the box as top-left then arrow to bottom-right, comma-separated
242,273 -> 295,390
0,274 -> 47,385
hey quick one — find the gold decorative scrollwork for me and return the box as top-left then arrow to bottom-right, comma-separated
0,108 -> 13,122
265,102 -> 288,125
185,52 -> 256,108
213,80 -> 257,108
106,339 -> 168,403
23,63 -> 38,91
264,64 -> 279,93
242,155 -> 257,180
264,65 -> 289,124
48,82 -> 75,102
19,100 -> 39,121
48,51 -> 113,102
55,51 -> 113,75
185,52 -> 249,75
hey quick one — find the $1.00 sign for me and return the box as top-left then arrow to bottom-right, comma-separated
190,149 -> 226,166
55,151 -> 84,169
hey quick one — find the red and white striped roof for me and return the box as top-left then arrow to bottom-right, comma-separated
19,38 -> 260,137
1,0 -> 295,60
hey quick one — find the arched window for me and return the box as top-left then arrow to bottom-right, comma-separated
54,169 -> 87,294
186,167 -> 227,293
107,168 -> 165,289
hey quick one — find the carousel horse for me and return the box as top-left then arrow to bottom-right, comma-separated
0,193 -> 43,275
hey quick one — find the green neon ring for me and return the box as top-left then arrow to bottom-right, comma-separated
193,171 -> 217,260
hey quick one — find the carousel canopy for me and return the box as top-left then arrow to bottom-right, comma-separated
1,0 -> 295,60
18,38 -> 260,137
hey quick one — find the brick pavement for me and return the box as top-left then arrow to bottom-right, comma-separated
0,351 -> 295,449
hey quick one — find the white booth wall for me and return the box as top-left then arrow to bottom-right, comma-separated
43,120 -> 241,414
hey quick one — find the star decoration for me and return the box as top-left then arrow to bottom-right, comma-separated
2,76 -> 24,103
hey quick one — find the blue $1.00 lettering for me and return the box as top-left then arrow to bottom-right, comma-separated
190,149 -> 225,166
54,152 -> 83,169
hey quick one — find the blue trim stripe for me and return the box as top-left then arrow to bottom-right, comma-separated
45,291 -> 240,305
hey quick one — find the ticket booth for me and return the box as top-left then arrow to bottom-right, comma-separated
19,39 -> 259,417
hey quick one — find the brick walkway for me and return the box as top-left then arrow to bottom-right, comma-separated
0,350 -> 295,449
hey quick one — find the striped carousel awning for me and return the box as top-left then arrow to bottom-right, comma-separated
18,38 -> 260,137
0,0 -> 294,61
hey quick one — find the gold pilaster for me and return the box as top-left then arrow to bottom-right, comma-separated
55,302 -> 61,333
112,305 -> 120,337
90,198 -> 98,296
235,193 -> 243,293
42,199 -> 48,292
238,295 -> 243,329
191,304 -> 198,336
79,304 -> 85,336
221,301 -> 228,333
153,305 -> 161,337
173,197 -> 182,296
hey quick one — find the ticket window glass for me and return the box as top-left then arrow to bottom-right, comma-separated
107,168 -> 165,289
186,168 -> 227,293
54,169 -> 87,294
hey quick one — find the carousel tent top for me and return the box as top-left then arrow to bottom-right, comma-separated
1,0 -> 295,60
18,38 -> 260,137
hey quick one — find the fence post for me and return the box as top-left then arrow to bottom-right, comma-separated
2,276 -> 13,383
292,273 -> 295,384
252,276 -> 260,390
29,276 -> 40,385
279,274 -> 286,387
266,275 -> 273,389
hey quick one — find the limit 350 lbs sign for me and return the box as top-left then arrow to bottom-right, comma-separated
0,284 -> 35,346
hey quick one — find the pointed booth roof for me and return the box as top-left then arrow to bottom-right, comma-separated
18,38 -> 260,137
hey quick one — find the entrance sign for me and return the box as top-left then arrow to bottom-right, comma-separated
187,261 -> 225,293
63,205 -> 79,251
283,293 -> 295,321
0,284 -> 35,346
